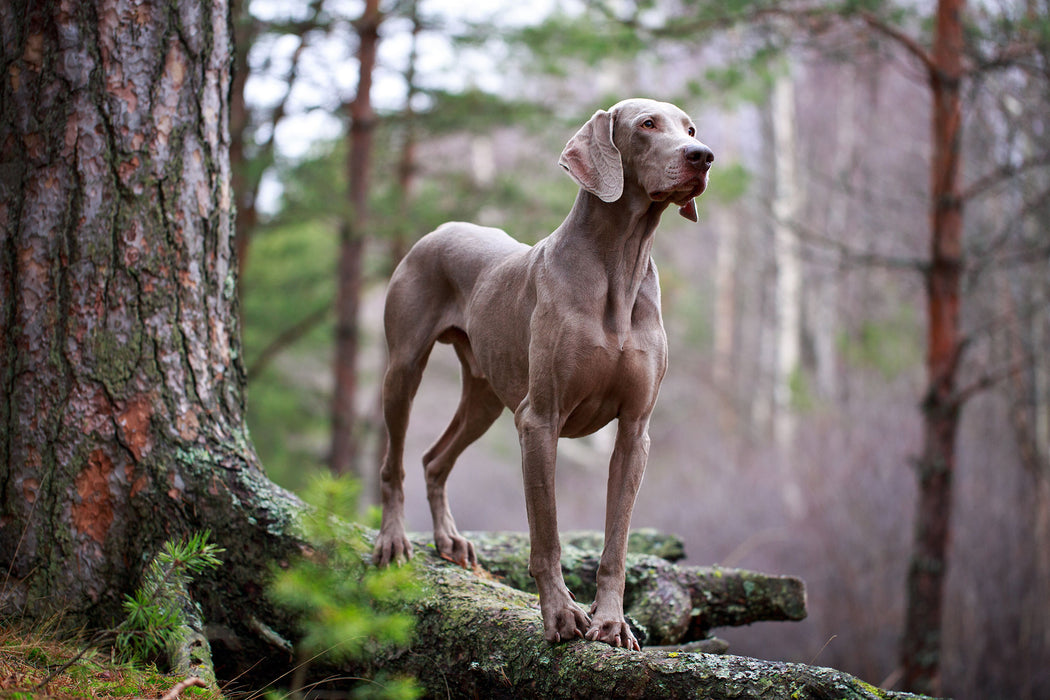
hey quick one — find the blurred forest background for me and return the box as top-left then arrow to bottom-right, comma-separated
230,1 -> 1049,698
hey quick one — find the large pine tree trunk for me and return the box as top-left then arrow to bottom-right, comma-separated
0,0 -> 299,630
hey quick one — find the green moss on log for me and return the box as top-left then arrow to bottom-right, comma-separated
450,530 -> 806,645
341,531 -> 933,700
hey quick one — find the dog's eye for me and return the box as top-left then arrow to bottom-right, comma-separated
688,127 -> 696,137
642,119 -> 655,129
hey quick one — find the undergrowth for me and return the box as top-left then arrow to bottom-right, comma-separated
0,618 -> 220,700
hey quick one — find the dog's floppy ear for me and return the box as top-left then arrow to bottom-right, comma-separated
558,109 -> 623,203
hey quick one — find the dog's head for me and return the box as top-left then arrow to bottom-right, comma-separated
558,98 -> 714,222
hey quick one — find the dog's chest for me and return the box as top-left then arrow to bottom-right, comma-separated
554,318 -> 667,437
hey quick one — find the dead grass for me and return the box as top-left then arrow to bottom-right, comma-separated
0,618 -> 222,700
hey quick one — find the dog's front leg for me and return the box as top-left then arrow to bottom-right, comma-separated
515,402 -> 590,643
587,418 -> 650,651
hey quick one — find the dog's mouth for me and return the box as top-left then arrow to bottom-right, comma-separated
650,174 -> 708,205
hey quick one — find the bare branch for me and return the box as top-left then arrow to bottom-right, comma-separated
971,38 -> 1043,74
160,677 -> 208,700
960,152 -> 1050,201
246,305 -> 331,381
787,217 -> 929,273
858,10 -> 936,76
954,360 -> 1029,408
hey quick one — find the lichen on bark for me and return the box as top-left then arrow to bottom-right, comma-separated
330,526 -> 932,700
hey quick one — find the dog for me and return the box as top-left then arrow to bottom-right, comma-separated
372,98 -> 713,650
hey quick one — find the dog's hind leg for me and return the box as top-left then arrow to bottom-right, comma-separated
372,277 -> 442,566
422,332 -> 503,567
372,345 -> 428,566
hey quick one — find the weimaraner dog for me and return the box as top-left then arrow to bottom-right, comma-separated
373,98 -> 713,650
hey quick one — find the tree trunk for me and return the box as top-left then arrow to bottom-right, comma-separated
811,62 -> 855,402
711,117 -> 741,435
229,0 -> 253,287
771,66 -> 803,453
371,0 -> 422,501
0,0 -> 299,635
330,0 -> 381,477
770,63 -> 805,520
900,0 -> 966,694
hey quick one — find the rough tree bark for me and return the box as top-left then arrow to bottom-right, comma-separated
0,0 -> 299,634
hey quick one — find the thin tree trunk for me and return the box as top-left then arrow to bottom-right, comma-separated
391,0 -> 421,267
811,63 -> 856,402
900,0 -> 966,693
372,0 -> 421,501
712,205 -> 739,434
771,65 -> 802,452
770,64 -> 805,520
330,0 -> 381,477
229,0 -> 321,294
712,119 -> 740,435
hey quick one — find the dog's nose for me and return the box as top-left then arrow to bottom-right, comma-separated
685,144 -> 714,170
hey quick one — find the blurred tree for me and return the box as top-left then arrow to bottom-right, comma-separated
330,0 -> 381,478
229,0 -> 325,290
770,62 -> 802,456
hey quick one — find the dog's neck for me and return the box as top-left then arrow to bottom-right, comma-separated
550,189 -> 668,349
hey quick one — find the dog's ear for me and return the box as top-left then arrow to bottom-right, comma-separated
558,109 -> 623,203
678,199 -> 698,222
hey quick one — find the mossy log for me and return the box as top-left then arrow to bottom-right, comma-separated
347,529 -> 929,700
453,530 -> 806,645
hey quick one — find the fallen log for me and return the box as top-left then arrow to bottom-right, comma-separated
344,530 -> 930,700
455,530 -> 806,645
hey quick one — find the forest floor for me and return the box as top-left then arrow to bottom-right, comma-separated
0,621 -> 225,700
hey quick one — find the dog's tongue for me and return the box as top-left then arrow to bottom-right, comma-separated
678,198 -> 698,222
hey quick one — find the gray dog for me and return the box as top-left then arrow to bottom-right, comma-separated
372,98 -> 713,650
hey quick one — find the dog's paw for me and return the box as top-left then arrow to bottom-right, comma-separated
586,617 -> 641,651
435,530 -> 477,569
372,531 -> 413,567
542,600 -> 590,644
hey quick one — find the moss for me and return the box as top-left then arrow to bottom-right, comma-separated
0,623 -> 224,700
88,326 -> 142,396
